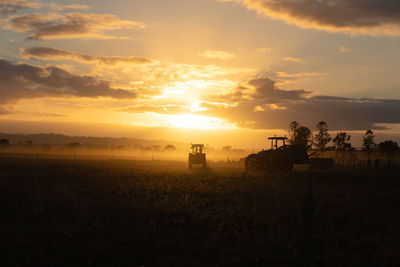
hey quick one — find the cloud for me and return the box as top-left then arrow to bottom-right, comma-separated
0,59 -> 135,104
339,46 -> 351,53
20,47 -> 153,65
220,0 -> 400,36
3,12 -> 145,39
118,104 -> 191,115
199,76 -> 400,130
247,77 -> 311,100
283,57 -> 301,63
199,50 -> 236,60
0,0 -> 41,15
256,47 -> 272,53
48,3 -> 90,11
277,71 -> 324,79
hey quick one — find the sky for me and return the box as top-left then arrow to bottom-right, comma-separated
0,0 -> 400,148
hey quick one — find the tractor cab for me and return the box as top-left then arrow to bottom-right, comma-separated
191,144 -> 204,154
188,144 -> 206,169
268,136 -> 288,150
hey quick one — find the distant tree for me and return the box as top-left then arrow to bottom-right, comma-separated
361,129 -> 376,154
152,145 -> 161,151
332,132 -> 352,151
378,140 -> 399,157
222,146 -> 232,151
67,142 -> 80,148
313,121 -> 331,149
288,121 -> 300,144
24,140 -> 33,146
164,144 -> 176,151
222,146 -> 246,153
0,139 -> 10,147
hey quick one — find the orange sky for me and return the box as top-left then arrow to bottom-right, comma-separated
0,0 -> 400,147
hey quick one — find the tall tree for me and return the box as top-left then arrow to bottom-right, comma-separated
288,121 -> 300,144
362,129 -> 376,154
313,121 -> 331,149
332,132 -> 352,151
294,126 -> 312,147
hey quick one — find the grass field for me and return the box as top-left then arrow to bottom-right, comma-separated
0,153 -> 399,266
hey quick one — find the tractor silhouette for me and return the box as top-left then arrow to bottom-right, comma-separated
245,137 -> 311,171
188,144 -> 206,169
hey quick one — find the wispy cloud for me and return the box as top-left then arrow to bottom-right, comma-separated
256,47 -> 272,53
220,0 -> 400,36
20,47 -> 153,65
48,3 -> 90,11
339,46 -> 351,53
283,57 -> 302,63
3,12 -> 145,40
199,50 -> 236,60
0,0 -> 41,15
277,71 -> 323,79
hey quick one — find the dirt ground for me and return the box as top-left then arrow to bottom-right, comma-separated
0,153 -> 399,266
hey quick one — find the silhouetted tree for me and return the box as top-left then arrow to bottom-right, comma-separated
0,139 -> 10,147
288,121 -> 300,144
222,146 -> 232,151
288,121 -> 312,147
378,140 -> 399,157
362,129 -> 376,155
294,126 -> 312,147
164,144 -> 176,151
24,140 -> 33,146
67,142 -> 80,148
332,132 -> 352,151
313,121 -> 331,149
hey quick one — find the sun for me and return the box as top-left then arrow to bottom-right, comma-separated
166,114 -> 236,130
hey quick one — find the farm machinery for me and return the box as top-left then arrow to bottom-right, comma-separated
188,144 -> 206,169
245,137 -> 313,171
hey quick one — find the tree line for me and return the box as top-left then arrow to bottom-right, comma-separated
287,121 -> 400,156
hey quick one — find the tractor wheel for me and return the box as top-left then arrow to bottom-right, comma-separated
245,154 -> 258,170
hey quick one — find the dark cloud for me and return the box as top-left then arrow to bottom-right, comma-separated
21,47 -> 153,65
0,59 -> 135,104
4,12 -> 144,39
200,77 -> 400,130
248,77 -> 311,100
221,0 -> 400,35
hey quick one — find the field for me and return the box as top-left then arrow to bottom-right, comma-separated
1,153 -> 399,266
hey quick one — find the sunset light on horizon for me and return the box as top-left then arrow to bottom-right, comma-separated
0,0 -> 400,147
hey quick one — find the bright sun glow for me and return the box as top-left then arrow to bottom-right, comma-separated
166,114 -> 236,129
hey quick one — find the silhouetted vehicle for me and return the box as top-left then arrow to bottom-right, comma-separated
189,144 -> 206,169
245,137 -> 311,171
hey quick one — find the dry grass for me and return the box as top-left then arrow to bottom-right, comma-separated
0,153 -> 399,266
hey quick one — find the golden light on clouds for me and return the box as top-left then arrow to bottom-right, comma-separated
199,50 -> 236,60
165,114 -> 236,130
0,0 -> 400,140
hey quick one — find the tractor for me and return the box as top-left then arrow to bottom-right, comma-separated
245,136 -> 311,171
188,144 -> 206,169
